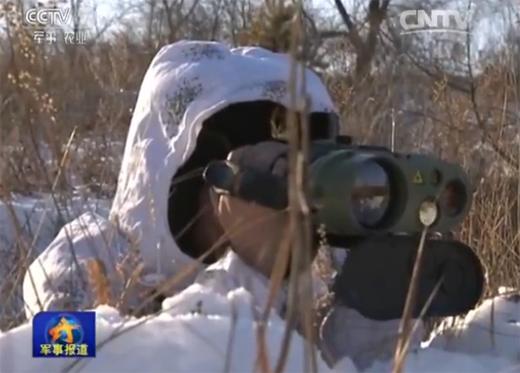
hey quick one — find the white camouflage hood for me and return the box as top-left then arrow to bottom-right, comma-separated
110,40 -> 337,280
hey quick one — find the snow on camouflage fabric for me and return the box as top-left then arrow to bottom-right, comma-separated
110,40 -> 337,281
23,40 -> 337,316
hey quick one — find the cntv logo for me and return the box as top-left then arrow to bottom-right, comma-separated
399,9 -> 471,35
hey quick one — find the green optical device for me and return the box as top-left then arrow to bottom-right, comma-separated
203,138 -> 484,320
204,138 -> 472,237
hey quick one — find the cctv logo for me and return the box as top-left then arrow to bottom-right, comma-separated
24,8 -> 71,27
399,9 -> 470,35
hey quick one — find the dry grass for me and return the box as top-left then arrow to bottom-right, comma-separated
0,0 -> 518,371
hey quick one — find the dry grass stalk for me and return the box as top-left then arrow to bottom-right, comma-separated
86,258 -> 113,307
392,227 -> 429,373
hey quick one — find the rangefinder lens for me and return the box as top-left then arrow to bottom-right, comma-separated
440,179 -> 467,217
351,161 -> 391,228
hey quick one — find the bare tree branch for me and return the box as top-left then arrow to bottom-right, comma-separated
333,0 -> 364,52
332,0 -> 392,79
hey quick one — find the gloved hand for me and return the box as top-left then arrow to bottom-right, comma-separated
203,140 -> 330,210
205,141 -> 312,278
204,141 -> 289,210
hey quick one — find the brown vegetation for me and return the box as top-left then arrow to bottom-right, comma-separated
0,0 -> 518,369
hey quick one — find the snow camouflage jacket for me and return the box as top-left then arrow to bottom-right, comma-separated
22,41 -> 414,367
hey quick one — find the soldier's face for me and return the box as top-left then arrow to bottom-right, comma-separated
215,192 -> 290,278
192,184 -> 289,278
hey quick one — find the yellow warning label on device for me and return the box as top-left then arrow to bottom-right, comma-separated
413,171 -> 424,184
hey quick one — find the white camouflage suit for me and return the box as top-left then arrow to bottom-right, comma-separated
23,40 -> 419,368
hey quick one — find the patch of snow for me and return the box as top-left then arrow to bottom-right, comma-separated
1,289 -> 519,372
366,347 -> 513,372
0,195 -> 111,326
0,195 -> 111,257
429,293 -> 520,362
0,287 -> 339,373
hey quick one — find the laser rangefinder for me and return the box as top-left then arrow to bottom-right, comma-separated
204,138 -> 472,237
203,137 -> 484,320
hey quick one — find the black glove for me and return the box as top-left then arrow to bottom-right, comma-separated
203,141 -> 290,209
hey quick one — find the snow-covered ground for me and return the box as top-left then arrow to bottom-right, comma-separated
0,195 -> 111,325
0,286 -> 518,372
0,194 -> 111,258
0,288 -> 340,373
0,197 -> 519,372
429,290 -> 520,362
